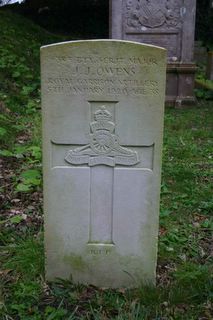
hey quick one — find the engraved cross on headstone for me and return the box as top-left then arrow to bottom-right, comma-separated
52,103 -> 154,246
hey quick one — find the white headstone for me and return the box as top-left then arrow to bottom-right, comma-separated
41,40 -> 166,288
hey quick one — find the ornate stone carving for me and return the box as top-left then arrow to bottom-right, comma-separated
65,106 -> 140,167
125,0 -> 182,29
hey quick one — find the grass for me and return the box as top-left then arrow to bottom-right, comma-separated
0,9 -> 212,320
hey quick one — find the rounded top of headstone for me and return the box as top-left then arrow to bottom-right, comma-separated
40,39 -> 167,53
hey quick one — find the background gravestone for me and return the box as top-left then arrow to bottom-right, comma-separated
194,41 -> 207,65
206,51 -> 213,80
110,0 -> 197,106
41,40 -> 166,288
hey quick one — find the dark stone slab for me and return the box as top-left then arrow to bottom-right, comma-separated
206,51 -> 213,81
110,0 -> 197,106
194,41 -> 207,65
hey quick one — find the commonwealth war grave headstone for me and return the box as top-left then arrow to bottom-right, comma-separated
110,0 -> 197,106
41,40 -> 166,288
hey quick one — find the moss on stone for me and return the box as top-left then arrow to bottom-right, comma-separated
63,253 -> 87,271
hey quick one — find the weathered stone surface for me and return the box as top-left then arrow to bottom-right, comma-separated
41,40 -> 166,288
194,41 -> 207,65
206,51 -> 213,81
110,0 -> 197,106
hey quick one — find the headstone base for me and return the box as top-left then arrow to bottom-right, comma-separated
166,63 -> 197,107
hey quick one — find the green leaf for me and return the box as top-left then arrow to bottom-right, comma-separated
0,149 -> 14,157
201,219 -> 212,228
0,127 -> 7,137
24,177 -> 41,186
10,215 -> 24,224
195,89 -> 204,98
21,85 -> 35,96
0,219 -> 7,225
160,209 -> 171,218
16,183 -> 31,192
28,146 -> 41,160
21,169 -> 41,180
14,145 -> 28,158
12,71 -> 21,78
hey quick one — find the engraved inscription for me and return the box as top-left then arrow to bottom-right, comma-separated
54,55 -> 158,66
47,77 -> 159,96
65,106 -> 140,167
89,249 -> 111,255
125,0 -> 182,30
45,54 -> 160,97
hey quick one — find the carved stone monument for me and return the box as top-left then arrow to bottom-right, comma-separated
206,51 -> 213,81
194,41 -> 207,65
110,0 -> 197,106
41,40 -> 166,288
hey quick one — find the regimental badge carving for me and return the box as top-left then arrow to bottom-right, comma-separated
125,0 -> 182,29
65,106 -> 140,167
